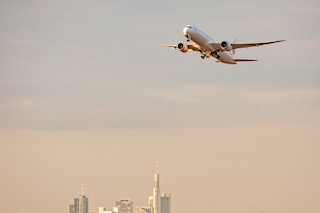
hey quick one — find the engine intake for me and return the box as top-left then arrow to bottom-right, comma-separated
177,43 -> 189,53
220,41 -> 233,51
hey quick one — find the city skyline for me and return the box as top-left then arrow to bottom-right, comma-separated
71,162 -> 171,213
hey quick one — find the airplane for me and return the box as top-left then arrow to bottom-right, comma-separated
161,25 -> 285,64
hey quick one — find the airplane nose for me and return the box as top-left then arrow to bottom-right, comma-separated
183,27 -> 188,36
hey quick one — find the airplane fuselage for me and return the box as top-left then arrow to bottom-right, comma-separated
183,25 -> 237,64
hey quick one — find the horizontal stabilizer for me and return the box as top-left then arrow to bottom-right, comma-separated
234,59 -> 258,62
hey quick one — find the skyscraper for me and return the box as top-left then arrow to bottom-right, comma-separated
149,161 -> 171,213
115,198 -> 133,213
70,182 -> 89,213
160,194 -> 171,213
70,204 -> 75,213
152,161 -> 161,213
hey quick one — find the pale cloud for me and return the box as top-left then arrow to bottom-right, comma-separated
157,85 -> 320,105
21,100 -> 37,108
0,99 -> 54,109
237,89 -> 320,102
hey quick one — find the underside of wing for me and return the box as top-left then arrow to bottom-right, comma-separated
231,40 -> 285,49
160,43 -> 202,52
209,43 -> 221,50
187,43 -> 202,51
209,40 -> 285,52
160,44 -> 178,49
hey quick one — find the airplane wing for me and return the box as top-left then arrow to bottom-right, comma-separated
160,43 -> 202,51
231,40 -> 285,49
160,44 -> 179,49
210,40 -> 285,51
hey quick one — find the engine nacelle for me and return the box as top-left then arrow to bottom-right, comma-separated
177,43 -> 189,53
220,41 -> 233,51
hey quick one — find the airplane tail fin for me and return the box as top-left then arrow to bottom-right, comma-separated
229,39 -> 237,57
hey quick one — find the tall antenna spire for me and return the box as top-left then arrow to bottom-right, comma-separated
153,160 -> 160,213
81,181 -> 84,196
156,160 -> 159,173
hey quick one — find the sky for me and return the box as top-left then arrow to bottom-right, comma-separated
0,0 -> 320,213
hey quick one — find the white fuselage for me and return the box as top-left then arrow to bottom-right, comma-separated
183,25 -> 237,64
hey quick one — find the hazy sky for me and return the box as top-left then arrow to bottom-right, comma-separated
1,0 -> 320,213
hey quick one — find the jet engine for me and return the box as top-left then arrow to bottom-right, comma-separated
177,43 -> 189,53
220,41 -> 233,51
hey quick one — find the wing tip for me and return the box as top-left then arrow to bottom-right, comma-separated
234,59 -> 258,62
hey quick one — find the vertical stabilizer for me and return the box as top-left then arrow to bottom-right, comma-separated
230,38 -> 238,57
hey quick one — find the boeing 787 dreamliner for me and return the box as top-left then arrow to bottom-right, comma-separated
161,25 -> 285,64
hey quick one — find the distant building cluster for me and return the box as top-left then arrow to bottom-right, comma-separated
69,161 -> 171,213
70,182 -> 89,213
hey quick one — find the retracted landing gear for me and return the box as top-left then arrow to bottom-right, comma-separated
200,51 -> 208,59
